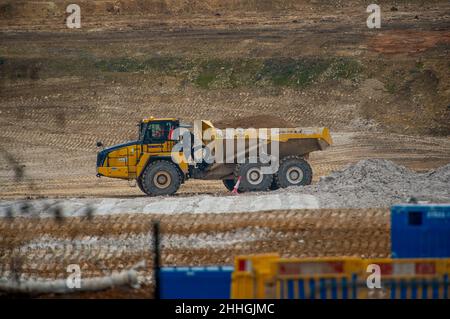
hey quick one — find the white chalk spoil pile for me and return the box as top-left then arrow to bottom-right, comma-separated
295,159 -> 450,208
0,193 -> 320,217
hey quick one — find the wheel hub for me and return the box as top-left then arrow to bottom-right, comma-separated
246,167 -> 263,185
153,171 -> 171,189
286,167 -> 303,184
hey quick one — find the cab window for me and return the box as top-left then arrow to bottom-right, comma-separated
143,121 -> 176,143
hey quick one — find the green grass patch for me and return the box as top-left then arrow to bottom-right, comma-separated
3,56 -> 361,88
415,61 -> 424,70
95,58 -> 145,73
385,81 -> 397,94
194,59 -> 262,88
94,57 -> 191,74
192,57 -> 362,89
327,58 -> 362,80
261,58 -> 329,87
195,72 -> 216,88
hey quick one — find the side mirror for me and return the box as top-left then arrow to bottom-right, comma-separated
96,141 -> 103,148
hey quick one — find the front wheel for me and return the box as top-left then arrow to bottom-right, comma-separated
140,160 -> 182,196
274,156 -> 312,188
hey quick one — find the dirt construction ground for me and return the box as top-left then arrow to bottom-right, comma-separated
0,0 -> 449,297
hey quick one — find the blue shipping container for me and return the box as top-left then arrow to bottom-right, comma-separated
159,266 -> 233,299
391,203 -> 450,258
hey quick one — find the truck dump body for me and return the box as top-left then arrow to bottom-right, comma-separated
197,120 -> 332,161
196,124 -> 332,179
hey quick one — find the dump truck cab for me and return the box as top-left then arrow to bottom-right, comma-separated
97,116 -> 332,196
96,117 -> 190,194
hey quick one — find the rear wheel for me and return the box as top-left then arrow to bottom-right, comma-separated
234,162 -> 273,192
140,160 -> 182,196
274,156 -> 312,188
222,179 -> 235,191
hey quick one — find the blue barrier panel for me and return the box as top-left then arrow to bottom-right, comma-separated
278,276 -> 449,299
309,278 -> 316,299
390,280 -> 396,299
282,277 -> 357,299
319,278 -> 326,299
298,279 -> 305,299
160,266 -> 233,299
331,278 -> 338,299
400,280 -> 407,299
341,277 -> 348,299
391,204 -> 450,258
287,280 -> 295,299
432,279 -> 439,299
421,279 -> 428,299
351,274 -> 357,299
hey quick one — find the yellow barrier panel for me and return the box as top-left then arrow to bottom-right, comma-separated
231,254 -> 450,299
358,258 -> 450,299
269,257 -> 361,299
231,254 -> 279,299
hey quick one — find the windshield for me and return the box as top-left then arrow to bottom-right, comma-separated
138,120 -> 179,143
144,121 -> 174,143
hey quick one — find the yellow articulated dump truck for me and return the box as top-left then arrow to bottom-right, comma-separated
96,117 -> 332,196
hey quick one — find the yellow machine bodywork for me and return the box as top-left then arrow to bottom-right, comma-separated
97,144 -> 188,180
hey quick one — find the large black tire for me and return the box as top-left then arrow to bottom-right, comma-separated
136,178 -> 145,193
140,160 -> 182,196
222,179 -> 235,191
269,178 -> 280,190
234,162 -> 273,192
274,156 -> 312,188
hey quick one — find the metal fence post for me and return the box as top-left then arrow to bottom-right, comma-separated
152,220 -> 161,299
